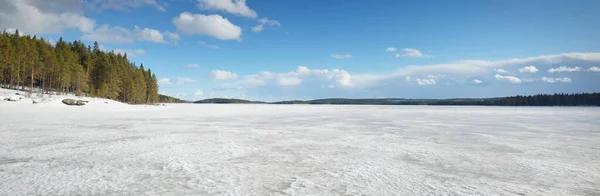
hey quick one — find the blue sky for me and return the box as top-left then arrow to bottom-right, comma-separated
1,0 -> 600,101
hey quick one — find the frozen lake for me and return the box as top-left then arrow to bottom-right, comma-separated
1,104 -> 599,195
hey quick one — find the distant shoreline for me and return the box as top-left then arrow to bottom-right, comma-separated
191,93 -> 600,106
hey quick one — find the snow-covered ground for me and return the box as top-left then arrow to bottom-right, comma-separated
1,90 -> 600,195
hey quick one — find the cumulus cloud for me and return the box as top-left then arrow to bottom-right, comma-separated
385,47 -> 397,52
548,66 -> 583,73
165,32 -> 180,44
157,77 -> 197,85
251,24 -> 264,32
211,53 -> 599,98
136,26 -> 166,43
82,25 -> 133,43
211,70 -> 239,80
587,67 -> 600,72
194,90 -> 204,96
331,54 -> 352,59
0,0 -> 96,35
112,49 -> 146,58
277,76 -> 302,86
157,78 -> 171,85
173,12 -> 242,41
416,78 -> 436,86
495,69 -> 513,75
519,65 -> 538,73
197,0 -> 258,18
89,0 -> 166,11
199,41 -> 220,49
231,66 -> 354,89
83,25 -> 177,44
390,53 -> 600,78
494,74 -> 522,84
541,77 -> 572,83
396,48 -> 427,58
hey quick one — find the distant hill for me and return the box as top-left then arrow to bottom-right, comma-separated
158,94 -> 188,103
271,98 -> 499,105
192,93 -> 599,106
272,93 -> 600,106
194,98 -> 265,104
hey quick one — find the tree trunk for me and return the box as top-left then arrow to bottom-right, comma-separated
30,62 -> 34,96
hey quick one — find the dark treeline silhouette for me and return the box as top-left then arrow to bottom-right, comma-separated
158,94 -> 188,103
269,93 -> 600,106
0,30 -> 158,104
497,93 -> 600,106
191,93 -> 599,106
194,98 -> 265,104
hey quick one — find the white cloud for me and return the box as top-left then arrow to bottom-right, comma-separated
396,48 -> 427,58
541,77 -> 572,83
331,53 -> 352,59
258,18 -> 281,26
494,74 -> 522,84
216,53 -> 600,94
83,25 -> 176,44
277,76 -> 302,86
519,65 -> 538,73
548,66 -> 583,73
472,79 -> 483,84
165,32 -> 180,43
251,24 -> 264,32
157,77 -> 197,85
194,90 -> 204,96
89,0 -> 166,11
233,66 -> 354,89
495,69 -> 513,75
211,70 -> 239,80
135,26 -> 165,43
416,78 -> 436,86
197,0 -> 258,18
185,64 -> 201,68
392,53 -> 600,77
587,67 -> 600,72
334,69 -> 352,87
199,41 -> 220,49
157,78 -> 171,85
83,25 -> 133,43
252,17 -> 280,32
0,0 -> 96,35
385,47 -> 397,52
112,49 -> 146,58
173,12 -> 242,41
174,77 -> 197,84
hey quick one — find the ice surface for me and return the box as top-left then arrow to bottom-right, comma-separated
1,97 -> 600,195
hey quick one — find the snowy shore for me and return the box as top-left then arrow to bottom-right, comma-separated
1,88 -> 600,195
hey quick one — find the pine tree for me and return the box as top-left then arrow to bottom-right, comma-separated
0,30 -> 160,104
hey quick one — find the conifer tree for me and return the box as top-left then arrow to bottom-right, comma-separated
0,30 -> 160,104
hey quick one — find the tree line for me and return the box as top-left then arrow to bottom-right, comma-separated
0,30 -> 158,104
270,93 -> 600,106
497,93 -> 600,106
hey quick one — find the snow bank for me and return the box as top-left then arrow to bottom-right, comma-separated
1,88 -> 125,106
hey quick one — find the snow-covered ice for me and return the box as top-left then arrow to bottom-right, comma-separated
1,94 -> 600,195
